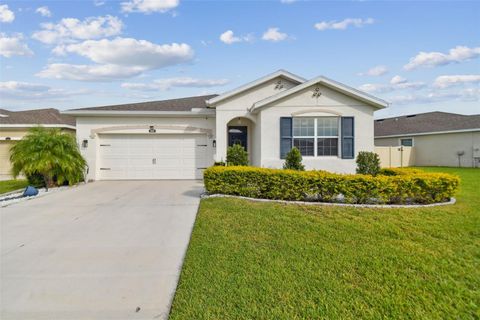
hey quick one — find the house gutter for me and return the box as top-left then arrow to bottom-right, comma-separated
0,124 -> 76,130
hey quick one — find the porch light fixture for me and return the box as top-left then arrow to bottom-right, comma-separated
213,140 -> 216,148
149,126 -> 156,133
82,139 -> 88,148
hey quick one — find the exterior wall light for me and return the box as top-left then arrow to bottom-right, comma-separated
82,139 -> 88,148
213,140 -> 216,148
149,126 -> 156,133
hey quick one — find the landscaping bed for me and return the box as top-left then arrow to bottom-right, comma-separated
170,167 -> 479,319
204,166 -> 459,205
0,185 -> 74,207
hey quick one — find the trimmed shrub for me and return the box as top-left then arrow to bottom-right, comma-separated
356,151 -> 381,176
283,147 -> 305,171
379,167 -> 423,176
226,144 -> 249,166
204,166 -> 459,205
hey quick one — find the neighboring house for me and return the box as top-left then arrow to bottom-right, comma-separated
0,108 -> 76,180
64,70 -> 388,181
375,112 -> 480,168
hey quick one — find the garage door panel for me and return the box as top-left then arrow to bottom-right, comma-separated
98,134 -> 208,180
181,158 -> 204,167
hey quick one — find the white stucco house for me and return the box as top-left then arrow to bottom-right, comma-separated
64,70 -> 389,181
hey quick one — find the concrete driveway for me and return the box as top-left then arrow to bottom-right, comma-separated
0,180 -> 203,320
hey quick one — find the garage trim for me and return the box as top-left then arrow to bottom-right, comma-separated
90,125 -> 213,138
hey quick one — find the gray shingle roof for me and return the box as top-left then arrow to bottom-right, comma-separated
0,108 -> 75,127
72,94 -> 218,112
375,112 -> 480,137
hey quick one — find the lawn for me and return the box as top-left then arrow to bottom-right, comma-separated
0,179 -> 28,195
170,167 -> 479,319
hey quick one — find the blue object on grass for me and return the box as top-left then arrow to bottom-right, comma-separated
23,186 -> 39,197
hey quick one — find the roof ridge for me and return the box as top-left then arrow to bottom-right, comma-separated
376,111 -> 468,121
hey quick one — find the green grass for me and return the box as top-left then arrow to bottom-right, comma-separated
170,167 -> 480,319
0,179 -> 28,194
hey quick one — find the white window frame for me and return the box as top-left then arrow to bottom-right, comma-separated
293,117 -> 340,157
399,137 -> 414,147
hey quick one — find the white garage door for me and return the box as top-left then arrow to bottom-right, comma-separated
98,134 -> 208,180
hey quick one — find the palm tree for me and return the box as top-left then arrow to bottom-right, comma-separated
10,127 -> 87,191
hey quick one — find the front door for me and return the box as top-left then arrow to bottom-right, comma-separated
228,126 -> 248,150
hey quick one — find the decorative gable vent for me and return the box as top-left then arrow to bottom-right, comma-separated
274,80 -> 284,90
312,86 -> 322,98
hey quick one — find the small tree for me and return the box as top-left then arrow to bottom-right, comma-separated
283,147 -> 305,171
226,144 -> 249,166
356,151 -> 381,176
10,127 -> 87,190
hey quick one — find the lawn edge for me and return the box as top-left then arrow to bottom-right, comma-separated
201,193 -> 456,208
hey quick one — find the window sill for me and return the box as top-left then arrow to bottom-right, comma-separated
301,156 -> 341,159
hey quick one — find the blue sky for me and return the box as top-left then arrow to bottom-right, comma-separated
0,0 -> 479,118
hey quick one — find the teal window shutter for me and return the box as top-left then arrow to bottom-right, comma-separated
280,117 -> 293,159
341,117 -> 354,159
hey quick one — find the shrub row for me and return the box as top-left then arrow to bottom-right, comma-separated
204,166 -> 459,205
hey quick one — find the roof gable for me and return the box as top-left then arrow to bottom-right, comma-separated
206,70 -> 305,107
251,75 -> 389,112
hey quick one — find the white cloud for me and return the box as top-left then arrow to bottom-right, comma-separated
39,38 -> 194,81
220,30 -> 241,44
32,15 -> 123,44
358,65 -> 388,76
390,75 -> 406,84
404,46 -> 480,70
358,83 -> 388,93
121,77 -> 229,91
433,75 -> 480,88
219,30 -> 253,44
389,89 -> 479,105
359,76 -> 426,93
0,4 -> 14,23
0,33 -> 34,58
93,0 -> 106,6
121,0 -> 179,13
280,0 -> 297,4
36,6 -> 52,17
314,18 -> 374,31
0,81 -> 88,101
53,38 -> 193,69
0,81 -> 49,92
461,88 -> 480,101
36,63 -> 146,81
262,27 -> 288,42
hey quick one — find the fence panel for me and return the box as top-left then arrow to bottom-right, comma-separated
375,146 -> 415,168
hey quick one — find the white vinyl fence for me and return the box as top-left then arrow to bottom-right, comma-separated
375,146 -> 415,168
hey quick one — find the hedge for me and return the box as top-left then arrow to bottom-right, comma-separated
203,166 -> 460,205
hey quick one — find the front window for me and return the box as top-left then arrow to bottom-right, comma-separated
293,117 -> 339,157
